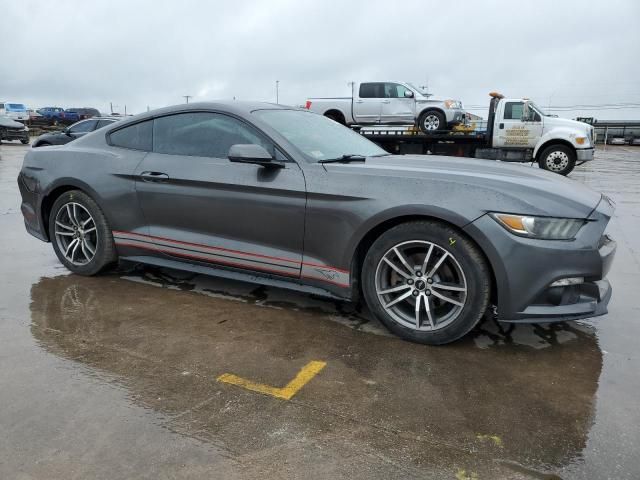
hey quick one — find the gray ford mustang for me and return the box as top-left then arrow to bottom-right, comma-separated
18,102 -> 616,344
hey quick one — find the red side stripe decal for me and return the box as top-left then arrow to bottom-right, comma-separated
113,231 -> 351,288
114,240 -> 300,278
113,230 -> 300,265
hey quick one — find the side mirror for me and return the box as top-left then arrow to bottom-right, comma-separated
228,144 -> 284,168
404,90 -> 414,98
521,103 -> 535,122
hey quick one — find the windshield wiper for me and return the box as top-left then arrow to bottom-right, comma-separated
318,154 -> 367,164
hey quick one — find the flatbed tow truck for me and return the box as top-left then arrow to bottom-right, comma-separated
353,93 -> 596,176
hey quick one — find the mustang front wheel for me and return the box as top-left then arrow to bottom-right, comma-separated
362,221 -> 490,345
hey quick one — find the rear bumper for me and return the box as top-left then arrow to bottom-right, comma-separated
576,148 -> 595,162
18,172 -> 48,241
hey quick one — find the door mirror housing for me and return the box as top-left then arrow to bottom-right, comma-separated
404,90 -> 414,98
228,144 -> 284,168
521,102 -> 537,122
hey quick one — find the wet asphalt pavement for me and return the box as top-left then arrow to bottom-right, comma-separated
1,143 -> 639,479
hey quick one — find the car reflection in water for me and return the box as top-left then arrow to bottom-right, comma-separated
29,271 -> 602,474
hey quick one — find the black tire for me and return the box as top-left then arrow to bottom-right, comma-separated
538,144 -> 576,176
21,138 -> 29,145
48,190 -> 118,275
361,221 -> 490,345
51,118 -> 59,126
418,110 -> 446,133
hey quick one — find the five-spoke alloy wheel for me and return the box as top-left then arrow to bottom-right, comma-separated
375,240 -> 467,332
54,202 -> 98,266
49,190 -> 118,275
362,221 -> 490,345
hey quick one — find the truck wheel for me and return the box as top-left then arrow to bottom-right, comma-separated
21,138 -> 29,145
418,111 -> 446,133
361,220 -> 490,345
538,144 -> 576,176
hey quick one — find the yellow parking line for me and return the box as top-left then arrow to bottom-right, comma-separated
217,360 -> 327,400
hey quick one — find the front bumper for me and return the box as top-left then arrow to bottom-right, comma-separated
464,196 -> 616,324
445,108 -> 466,126
576,148 -> 595,162
1,128 -> 29,142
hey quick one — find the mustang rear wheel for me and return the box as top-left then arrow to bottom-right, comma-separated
362,221 -> 490,345
49,190 -> 118,275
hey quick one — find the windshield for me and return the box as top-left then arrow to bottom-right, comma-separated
6,104 -> 26,111
254,110 -> 387,162
529,102 -> 550,117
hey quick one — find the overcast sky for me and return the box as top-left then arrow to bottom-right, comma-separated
2,0 -> 639,120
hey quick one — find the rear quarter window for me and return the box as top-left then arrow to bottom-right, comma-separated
109,120 -> 153,151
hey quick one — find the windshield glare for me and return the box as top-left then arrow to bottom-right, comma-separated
254,110 -> 387,162
407,83 -> 429,96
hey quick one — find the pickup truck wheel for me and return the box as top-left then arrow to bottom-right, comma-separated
538,144 -> 576,175
361,221 -> 490,345
418,111 -> 446,133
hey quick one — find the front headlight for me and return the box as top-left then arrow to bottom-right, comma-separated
444,100 -> 461,109
490,213 -> 586,240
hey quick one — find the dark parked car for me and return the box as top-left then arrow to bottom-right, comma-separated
0,115 -> 30,144
18,102 -> 616,344
61,107 -> 101,125
37,107 -> 65,125
32,117 -> 120,147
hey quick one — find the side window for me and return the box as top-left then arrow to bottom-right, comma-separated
69,120 -> 98,134
109,120 -> 153,151
384,83 -> 410,99
504,102 -> 524,120
96,119 -> 115,129
359,83 -> 384,99
153,112 -> 275,159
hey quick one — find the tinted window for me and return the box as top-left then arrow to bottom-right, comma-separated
69,120 -> 98,133
504,102 -> 524,120
96,119 -> 116,129
359,83 -> 384,98
109,120 -> 153,151
153,112 -> 273,158
384,83 -> 411,99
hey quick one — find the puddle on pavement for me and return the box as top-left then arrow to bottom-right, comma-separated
28,271 -> 602,475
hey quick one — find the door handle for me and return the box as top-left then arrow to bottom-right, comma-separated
499,123 -> 504,129
355,100 -> 364,103
382,100 -> 390,104
140,171 -> 169,182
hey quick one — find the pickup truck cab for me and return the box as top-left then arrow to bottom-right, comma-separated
306,81 -> 465,132
0,102 -> 29,122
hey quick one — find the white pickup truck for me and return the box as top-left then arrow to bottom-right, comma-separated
305,81 -> 466,133
357,92 -> 595,176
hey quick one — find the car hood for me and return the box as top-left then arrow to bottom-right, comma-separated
0,116 -> 25,129
354,155 -> 602,219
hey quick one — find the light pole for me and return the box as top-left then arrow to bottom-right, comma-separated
183,95 -> 192,104
276,81 -> 279,104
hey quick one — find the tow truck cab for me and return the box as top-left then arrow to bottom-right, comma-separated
477,92 -> 595,173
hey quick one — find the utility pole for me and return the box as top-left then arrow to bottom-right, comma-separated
110,102 -> 113,114
276,81 -> 279,104
183,95 -> 192,104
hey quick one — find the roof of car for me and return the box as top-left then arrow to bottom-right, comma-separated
112,101 -> 299,128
